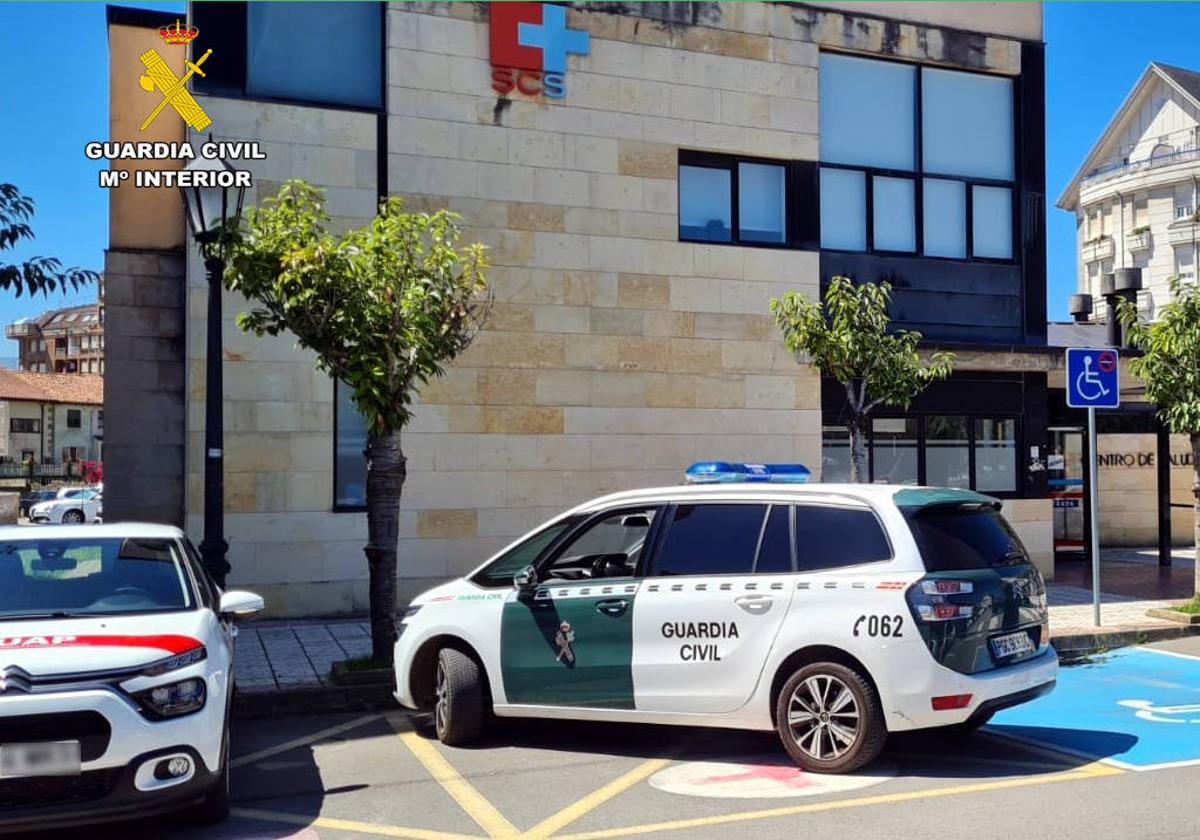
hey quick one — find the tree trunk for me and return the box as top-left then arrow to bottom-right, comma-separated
848,416 -> 868,484
1192,433 -> 1200,598
365,427 -> 406,663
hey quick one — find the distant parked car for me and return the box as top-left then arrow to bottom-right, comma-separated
19,490 -> 58,518
29,489 -> 102,524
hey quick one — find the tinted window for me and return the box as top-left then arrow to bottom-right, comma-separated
794,506 -> 891,571
653,504 -> 767,577
904,506 -> 1029,571
472,518 -> 580,588
755,505 -> 793,573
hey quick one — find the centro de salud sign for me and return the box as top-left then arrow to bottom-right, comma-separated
490,2 -> 590,99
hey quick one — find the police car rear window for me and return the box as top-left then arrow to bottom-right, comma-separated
794,505 -> 891,571
903,505 -> 1030,571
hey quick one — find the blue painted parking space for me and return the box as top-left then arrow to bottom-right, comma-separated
989,647 -> 1200,770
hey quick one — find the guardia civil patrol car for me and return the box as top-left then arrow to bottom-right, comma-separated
0,524 -> 263,832
395,463 -> 1057,774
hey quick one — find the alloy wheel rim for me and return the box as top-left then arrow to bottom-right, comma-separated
787,674 -> 860,761
434,661 -> 448,735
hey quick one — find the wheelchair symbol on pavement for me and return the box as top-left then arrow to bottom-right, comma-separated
1066,348 -> 1120,408
1119,699 -> 1200,724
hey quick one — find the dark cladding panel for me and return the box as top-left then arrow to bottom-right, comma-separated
1019,41 -> 1047,345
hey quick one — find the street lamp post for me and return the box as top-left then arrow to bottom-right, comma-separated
178,154 -> 245,588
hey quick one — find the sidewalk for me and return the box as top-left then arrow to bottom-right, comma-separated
235,619 -> 373,693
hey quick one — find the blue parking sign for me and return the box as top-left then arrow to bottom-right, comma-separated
1066,347 -> 1120,409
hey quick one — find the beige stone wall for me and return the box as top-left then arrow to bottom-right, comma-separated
1097,433 -> 1195,546
1002,498 -> 1054,580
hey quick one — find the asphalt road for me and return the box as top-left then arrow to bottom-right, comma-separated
28,636 -> 1200,840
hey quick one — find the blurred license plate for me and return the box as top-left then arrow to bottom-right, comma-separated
990,631 -> 1035,659
0,741 -> 81,777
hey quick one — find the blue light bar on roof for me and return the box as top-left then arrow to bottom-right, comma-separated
684,462 -> 811,485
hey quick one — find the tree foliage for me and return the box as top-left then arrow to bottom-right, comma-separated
771,276 -> 954,482
1118,276 -> 1200,435
224,180 -> 490,434
0,184 -> 99,296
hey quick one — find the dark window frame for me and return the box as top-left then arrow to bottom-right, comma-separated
818,51 -> 1019,265
751,503 -> 797,574
678,150 -> 801,249
66,409 -> 82,429
332,379 -> 367,513
193,1 -> 387,115
858,412 -> 1022,498
10,418 -> 40,434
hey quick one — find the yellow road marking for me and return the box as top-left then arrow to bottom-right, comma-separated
521,758 -> 671,840
231,806 -> 483,840
231,714 -> 383,769
388,714 -> 522,839
552,761 -> 1123,840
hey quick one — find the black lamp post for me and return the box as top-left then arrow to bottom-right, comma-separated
178,154 -> 245,588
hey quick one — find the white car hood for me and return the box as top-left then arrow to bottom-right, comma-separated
0,611 -> 208,675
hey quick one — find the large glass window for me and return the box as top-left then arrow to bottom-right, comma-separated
335,380 -> 368,509
652,504 -> 767,577
871,418 -> 918,485
925,416 -> 970,488
794,505 -> 891,571
246,2 -> 383,108
738,162 -> 787,244
974,418 -> 1017,492
820,53 -> 915,170
679,155 -> 788,246
819,54 -> 1015,261
821,425 -> 851,482
921,68 -> 1013,181
820,168 -> 866,250
679,165 -> 732,242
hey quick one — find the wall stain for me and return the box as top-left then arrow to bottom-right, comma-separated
492,97 -> 511,126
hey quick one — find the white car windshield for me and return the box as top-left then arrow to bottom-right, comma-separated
0,537 -> 194,619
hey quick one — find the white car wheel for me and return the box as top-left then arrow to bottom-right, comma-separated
61,510 -> 85,524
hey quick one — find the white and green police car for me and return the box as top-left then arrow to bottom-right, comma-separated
394,463 -> 1056,774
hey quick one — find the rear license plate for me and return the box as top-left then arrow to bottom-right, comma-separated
0,741 -> 81,778
990,631 -> 1035,659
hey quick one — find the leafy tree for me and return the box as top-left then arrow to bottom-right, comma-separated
0,184 -> 98,295
224,181 -> 490,662
771,276 -> 954,483
1119,276 -> 1200,596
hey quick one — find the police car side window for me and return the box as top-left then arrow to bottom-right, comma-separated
754,504 -> 794,573
472,518 -> 581,588
540,507 -> 658,581
794,505 -> 892,571
651,503 -> 768,577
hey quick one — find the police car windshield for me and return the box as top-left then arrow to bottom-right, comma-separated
0,538 -> 193,619
902,504 -> 1030,571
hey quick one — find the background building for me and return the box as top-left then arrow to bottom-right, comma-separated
6,297 -> 105,375
106,1 -> 1051,616
0,370 -> 103,464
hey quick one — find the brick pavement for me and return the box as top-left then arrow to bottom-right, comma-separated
235,620 -> 373,692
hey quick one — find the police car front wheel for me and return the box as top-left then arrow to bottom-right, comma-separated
775,662 -> 886,774
434,648 -> 485,746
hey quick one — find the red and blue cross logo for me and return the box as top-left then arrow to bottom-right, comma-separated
490,2 -> 591,99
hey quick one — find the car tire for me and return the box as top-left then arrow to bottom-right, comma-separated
62,510 -> 84,524
433,648 -> 485,746
193,728 -> 231,824
775,661 -> 886,774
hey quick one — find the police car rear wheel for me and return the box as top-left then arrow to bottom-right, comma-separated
434,648 -> 484,746
775,662 -> 885,774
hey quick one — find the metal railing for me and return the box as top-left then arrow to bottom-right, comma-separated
1081,146 -> 1200,191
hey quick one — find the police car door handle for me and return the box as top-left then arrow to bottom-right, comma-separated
734,594 -> 773,615
595,598 -> 629,617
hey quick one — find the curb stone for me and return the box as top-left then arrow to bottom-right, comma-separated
1050,624 -> 1200,663
234,683 -> 397,719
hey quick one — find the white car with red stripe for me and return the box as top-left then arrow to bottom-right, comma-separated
0,523 -> 263,832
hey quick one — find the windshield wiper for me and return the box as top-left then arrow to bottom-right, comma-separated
0,611 -> 107,621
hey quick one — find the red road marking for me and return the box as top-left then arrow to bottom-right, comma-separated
694,764 -> 817,789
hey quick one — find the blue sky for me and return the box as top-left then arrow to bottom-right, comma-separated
0,1 -> 1194,348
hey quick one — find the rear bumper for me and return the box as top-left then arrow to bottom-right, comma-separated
882,646 -> 1059,731
0,745 -> 218,833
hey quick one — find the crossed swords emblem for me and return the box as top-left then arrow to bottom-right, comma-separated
138,47 -> 213,132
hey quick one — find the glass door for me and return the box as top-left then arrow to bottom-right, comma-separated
1048,427 -> 1086,560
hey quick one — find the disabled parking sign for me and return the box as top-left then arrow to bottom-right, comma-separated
1066,347 -> 1120,409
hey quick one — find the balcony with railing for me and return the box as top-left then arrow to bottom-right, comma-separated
1126,228 -> 1152,252
1080,144 -> 1200,192
1081,235 -> 1115,263
5,322 -> 35,339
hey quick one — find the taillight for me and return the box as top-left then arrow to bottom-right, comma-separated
931,694 -> 973,711
907,578 -> 976,622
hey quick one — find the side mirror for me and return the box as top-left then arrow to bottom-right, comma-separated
219,590 -> 264,619
513,565 -> 538,590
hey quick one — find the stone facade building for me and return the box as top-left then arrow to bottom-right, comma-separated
6,300 -> 105,375
106,1 -> 1054,616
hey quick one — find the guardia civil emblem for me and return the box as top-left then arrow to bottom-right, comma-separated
555,621 -> 575,664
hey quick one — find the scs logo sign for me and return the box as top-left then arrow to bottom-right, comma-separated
490,2 -> 590,99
